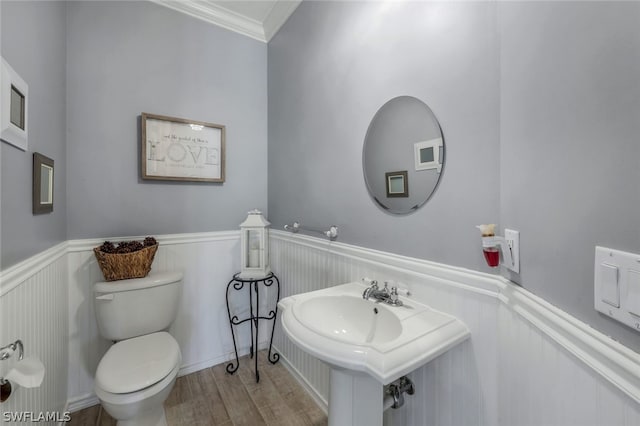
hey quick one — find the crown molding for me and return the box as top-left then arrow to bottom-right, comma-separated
264,0 -> 302,41
151,0 -> 300,43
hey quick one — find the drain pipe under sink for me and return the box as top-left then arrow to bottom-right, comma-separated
384,376 -> 415,410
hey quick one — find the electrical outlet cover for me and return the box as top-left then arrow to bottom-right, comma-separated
504,229 -> 520,274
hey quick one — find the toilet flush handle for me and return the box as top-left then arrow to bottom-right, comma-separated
95,294 -> 114,301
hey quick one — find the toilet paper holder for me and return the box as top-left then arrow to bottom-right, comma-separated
1,339 -> 46,403
0,339 -> 24,362
1,339 -> 24,403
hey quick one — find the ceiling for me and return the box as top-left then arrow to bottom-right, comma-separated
151,0 -> 302,43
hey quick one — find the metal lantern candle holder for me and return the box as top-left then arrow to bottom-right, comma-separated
239,209 -> 271,279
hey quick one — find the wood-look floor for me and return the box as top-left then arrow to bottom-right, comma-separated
68,351 -> 327,426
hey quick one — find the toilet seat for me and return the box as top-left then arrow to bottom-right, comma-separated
95,332 -> 181,394
95,361 -> 180,406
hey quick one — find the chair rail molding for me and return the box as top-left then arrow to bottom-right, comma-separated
499,282 -> 640,405
271,230 -> 640,406
66,230 -> 240,252
0,241 -> 68,296
1,229 -> 639,420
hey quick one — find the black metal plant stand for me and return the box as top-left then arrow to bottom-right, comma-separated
225,272 -> 280,382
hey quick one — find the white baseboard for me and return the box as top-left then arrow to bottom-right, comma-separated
178,354 -> 232,377
57,402 -> 71,426
67,393 -> 100,413
178,344 -> 260,377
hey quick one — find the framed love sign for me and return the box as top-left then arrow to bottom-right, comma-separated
141,113 -> 225,183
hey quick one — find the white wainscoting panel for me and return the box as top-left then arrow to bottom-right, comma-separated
66,247 -> 111,411
66,231 -> 273,411
270,232 -> 500,426
0,244 -> 69,423
270,235 -> 334,405
270,230 -> 640,426
498,302 -> 640,426
2,229 -> 639,425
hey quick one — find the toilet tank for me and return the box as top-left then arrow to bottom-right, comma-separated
94,271 -> 182,341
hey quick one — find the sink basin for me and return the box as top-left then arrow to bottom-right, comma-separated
279,281 -> 470,385
296,296 -> 402,345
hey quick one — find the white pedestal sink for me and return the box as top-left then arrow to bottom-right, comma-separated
278,281 -> 470,426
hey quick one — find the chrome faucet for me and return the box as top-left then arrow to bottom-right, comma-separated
363,280 -> 393,304
369,282 -> 392,304
362,279 -> 411,307
362,278 -> 379,300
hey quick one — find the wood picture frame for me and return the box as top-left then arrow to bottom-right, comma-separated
385,170 -> 409,198
141,112 -> 225,183
33,152 -> 54,214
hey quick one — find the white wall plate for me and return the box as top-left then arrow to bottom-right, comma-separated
595,246 -> 640,332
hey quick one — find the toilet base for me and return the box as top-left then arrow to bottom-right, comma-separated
115,407 -> 167,426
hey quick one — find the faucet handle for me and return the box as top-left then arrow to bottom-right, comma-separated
387,285 -> 409,306
391,286 -> 411,297
391,287 -> 411,297
362,277 -> 378,287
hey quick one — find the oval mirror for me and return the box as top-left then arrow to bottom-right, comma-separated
362,96 -> 445,215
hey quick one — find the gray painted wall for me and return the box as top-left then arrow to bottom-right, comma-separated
499,2 -> 640,351
268,1 -> 500,266
3,0 -> 637,352
268,1 -> 640,351
66,1 -> 268,239
1,1 -> 67,268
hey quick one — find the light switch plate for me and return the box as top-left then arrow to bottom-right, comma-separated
600,263 -> 619,307
627,269 -> 640,317
504,229 -> 520,274
595,246 -> 640,332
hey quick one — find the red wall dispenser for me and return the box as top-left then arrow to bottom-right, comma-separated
482,247 -> 500,267
476,225 -> 519,273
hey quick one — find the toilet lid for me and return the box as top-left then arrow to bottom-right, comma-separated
95,332 -> 181,394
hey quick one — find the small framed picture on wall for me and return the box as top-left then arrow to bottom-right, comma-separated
385,170 -> 408,198
33,153 -> 54,214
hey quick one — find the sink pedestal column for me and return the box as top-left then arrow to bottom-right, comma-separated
329,368 -> 383,426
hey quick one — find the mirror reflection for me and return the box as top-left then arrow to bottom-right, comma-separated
362,96 -> 445,214
40,164 -> 53,204
33,152 -> 54,214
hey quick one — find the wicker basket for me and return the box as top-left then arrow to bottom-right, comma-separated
93,243 -> 158,282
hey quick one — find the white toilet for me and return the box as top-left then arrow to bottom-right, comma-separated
93,271 -> 183,426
